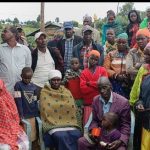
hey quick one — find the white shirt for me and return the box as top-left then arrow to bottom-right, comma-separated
0,43 -> 32,94
31,48 -> 55,88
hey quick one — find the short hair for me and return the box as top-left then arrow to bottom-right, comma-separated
70,57 -> 79,63
21,67 -> 33,75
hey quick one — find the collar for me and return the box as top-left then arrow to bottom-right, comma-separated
100,92 -> 113,104
62,34 -> 74,40
2,42 -> 22,47
38,47 -> 49,54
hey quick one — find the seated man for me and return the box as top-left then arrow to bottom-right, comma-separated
78,77 -> 131,150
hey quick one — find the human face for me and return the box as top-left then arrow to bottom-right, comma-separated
117,38 -> 128,52
50,77 -> 61,90
106,30 -> 115,43
83,31 -> 92,42
144,47 -> 150,64
146,9 -> 150,19
1,27 -> 14,42
83,18 -> 92,26
101,115 -> 111,129
71,59 -> 80,71
64,28 -> 73,38
107,15 -> 115,24
21,72 -> 33,84
88,55 -> 99,67
36,35 -> 47,49
98,84 -> 111,101
136,35 -> 149,49
130,12 -> 137,23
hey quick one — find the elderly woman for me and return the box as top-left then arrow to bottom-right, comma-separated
126,28 -> 150,81
104,33 -> 131,99
40,70 -> 82,150
0,79 -> 29,150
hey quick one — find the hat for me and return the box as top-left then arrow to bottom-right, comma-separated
63,21 -> 73,29
89,50 -> 100,58
35,32 -> 46,41
136,28 -> 150,38
48,70 -> 62,80
82,25 -> 93,33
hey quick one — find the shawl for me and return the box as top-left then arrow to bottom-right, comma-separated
129,64 -> 150,107
104,41 -> 117,54
0,80 -> 22,150
40,85 -> 81,133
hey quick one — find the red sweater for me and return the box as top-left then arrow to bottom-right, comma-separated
80,66 -> 108,105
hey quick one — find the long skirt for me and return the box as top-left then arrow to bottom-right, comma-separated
43,129 -> 82,150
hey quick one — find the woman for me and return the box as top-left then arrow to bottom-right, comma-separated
104,33 -> 131,99
126,28 -> 150,81
40,70 -> 82,150
0,79 -> 29,150
102,10 -> 123,46
126,10 -> 141,48
80,50 -> 108,126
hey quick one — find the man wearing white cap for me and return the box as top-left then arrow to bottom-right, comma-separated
31,31 -> 55,98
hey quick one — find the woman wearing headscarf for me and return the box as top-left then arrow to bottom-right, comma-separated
0,79 -> 29,150
40,70 -> 82,150
126,10 -> 141,48
102,10 -> 123,46
80,50 -> 108,126
104,33 -> 131,99
126,28 -> 150,82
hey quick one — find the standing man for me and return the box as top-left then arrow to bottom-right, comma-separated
78,77 -> 131,150
31,32 -> 55,97
0,25 -> 31,95
54,21 -> 82,75
73,25 -> 104,70
75,14 -> 101,44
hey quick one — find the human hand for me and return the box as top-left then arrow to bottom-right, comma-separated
135,63 -> 142,69
88,133 -> 99,144
107,140 -> 122,149
136,104 -> 145,112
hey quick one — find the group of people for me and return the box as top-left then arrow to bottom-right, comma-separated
0,7 -> 150,150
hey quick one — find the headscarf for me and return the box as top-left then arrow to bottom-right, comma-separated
136,28 -> 150,37
117,33 -> 128,40
0,79 -> 22,150
88,50 -> 100,58
48,70 -> 62,80
145,42 -> 150,49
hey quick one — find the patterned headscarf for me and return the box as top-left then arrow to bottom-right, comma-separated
136,28 -> 150,37
117,33 -> 128,40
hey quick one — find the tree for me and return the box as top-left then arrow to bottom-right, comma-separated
36,14 -> 40,23
72,20 -> 79,27
13,17 -> 19,25
55,17 -> 59,23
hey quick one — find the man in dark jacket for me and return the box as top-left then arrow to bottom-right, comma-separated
73,25 -> 104,70
52,21 -> 82,75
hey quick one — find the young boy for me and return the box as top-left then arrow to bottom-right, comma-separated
14,67 -> 39,145
62,57 -> 83,120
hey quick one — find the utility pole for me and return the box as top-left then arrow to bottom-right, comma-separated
117,2 -> 119,15
40,2 -> 45,32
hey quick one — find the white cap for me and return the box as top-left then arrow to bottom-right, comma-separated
34,32 -> 46,41
48,70 -> 62,80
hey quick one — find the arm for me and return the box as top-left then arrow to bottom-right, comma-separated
103,53 -> 116,77
14,83 -> 23,119
25,47 -> 32,67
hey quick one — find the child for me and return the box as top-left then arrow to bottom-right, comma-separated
89,112 -> 121,150
14,67 -> 39,147
62,57 -> 83,117
103,28 -> 117,57
80,50 -> 108,126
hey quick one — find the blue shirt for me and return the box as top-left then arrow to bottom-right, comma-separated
99,92 -> 113,113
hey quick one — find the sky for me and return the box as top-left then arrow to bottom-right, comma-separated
0,2 -> 150,24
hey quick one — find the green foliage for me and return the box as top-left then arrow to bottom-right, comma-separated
72,20 -> 79,27
13,17 -> 19,25
36,14 -> 40,23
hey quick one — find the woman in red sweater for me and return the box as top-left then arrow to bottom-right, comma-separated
80,50 -> 108,126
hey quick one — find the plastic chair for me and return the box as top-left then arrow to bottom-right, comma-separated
21,117 -> 45,150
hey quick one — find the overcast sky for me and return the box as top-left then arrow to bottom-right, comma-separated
0,2 -> 149,24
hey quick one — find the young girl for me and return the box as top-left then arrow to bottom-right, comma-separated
14,67 -> 39,149
80,50 -> 108,126
62,57 -> 83,118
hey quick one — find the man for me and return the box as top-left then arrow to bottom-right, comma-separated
31,31 -> 55,98
55,21 -> 82,75
0,25 -> 31,95
73,25 -> 104,70
78,77 -> 131,150
75,14 -> 101,44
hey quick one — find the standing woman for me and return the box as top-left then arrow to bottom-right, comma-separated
126,10 -> 141,48
104,33 -> 131,99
